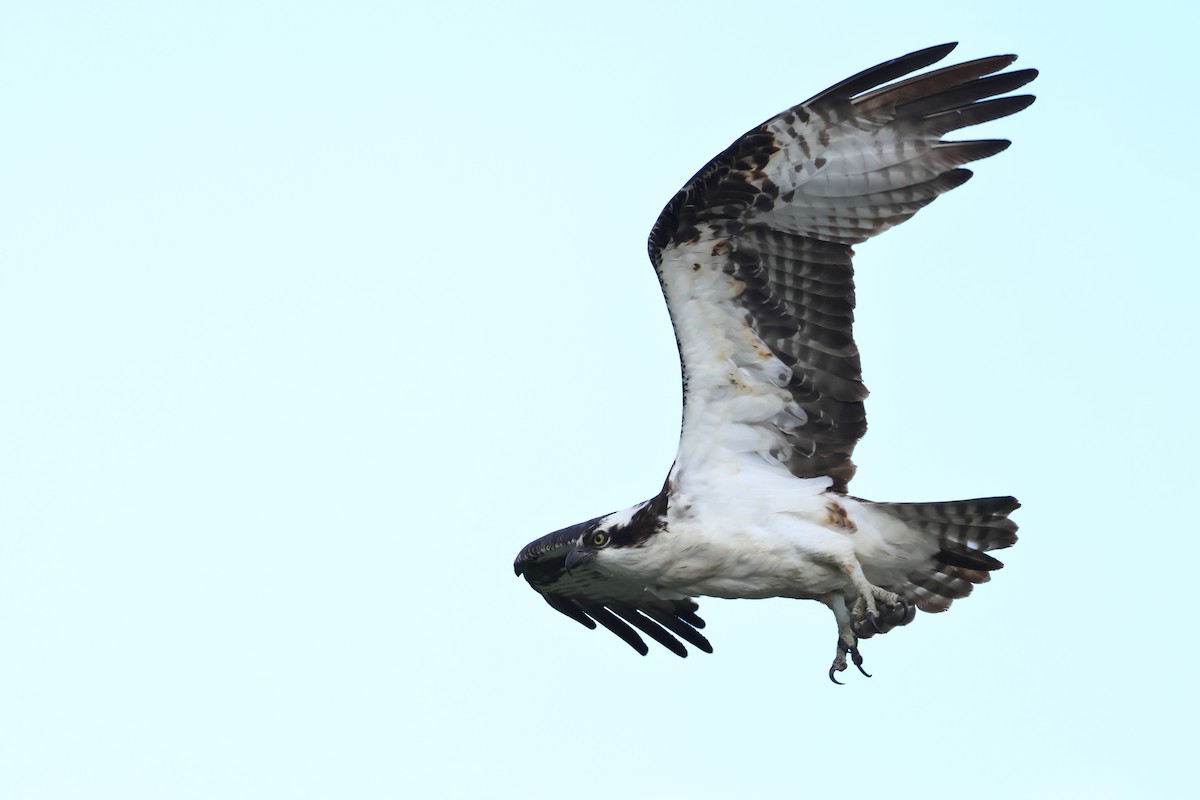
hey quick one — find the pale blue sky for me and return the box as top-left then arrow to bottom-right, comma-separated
2,2 -> 1197,798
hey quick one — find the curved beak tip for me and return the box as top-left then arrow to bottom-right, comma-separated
564,548 -> 587,572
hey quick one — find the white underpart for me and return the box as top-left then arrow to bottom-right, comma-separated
600,474 -> 935,603
596,233 -> 940,604
658,235 -> 806,480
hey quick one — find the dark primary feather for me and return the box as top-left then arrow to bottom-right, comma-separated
800,43 -> 959,106
650,42 -> 1036,492
514,521 -> 712,657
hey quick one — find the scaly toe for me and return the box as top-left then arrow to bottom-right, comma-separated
829,644 -> 849,685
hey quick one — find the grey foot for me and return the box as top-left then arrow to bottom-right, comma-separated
850,584 -> 904,621
852,595 -> 912,638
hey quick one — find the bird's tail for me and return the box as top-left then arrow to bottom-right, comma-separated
857,495 -> 1019,636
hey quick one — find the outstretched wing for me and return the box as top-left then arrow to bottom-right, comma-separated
649,43 -> 1036,492
514,521 -> 712,657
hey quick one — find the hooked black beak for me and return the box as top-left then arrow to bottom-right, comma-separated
564,547 -> 592,572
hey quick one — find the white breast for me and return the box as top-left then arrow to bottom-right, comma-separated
598,462 -> 847,599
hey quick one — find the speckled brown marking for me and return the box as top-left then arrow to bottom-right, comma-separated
825,501 -> 857,533
711,240 -> 729,257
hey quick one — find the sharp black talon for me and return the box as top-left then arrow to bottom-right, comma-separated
829,666 -> 844,685
866,612 -> 882,633
850,647 -> 871,678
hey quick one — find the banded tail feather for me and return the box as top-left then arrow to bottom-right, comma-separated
856,497 -> 1021,637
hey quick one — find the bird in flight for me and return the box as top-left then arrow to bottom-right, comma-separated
514,43 -> 1034,682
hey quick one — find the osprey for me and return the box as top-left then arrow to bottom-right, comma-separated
514,43 -> 1033,682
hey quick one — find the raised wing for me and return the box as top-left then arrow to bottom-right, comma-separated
514,520 -> 712,657
649,43 -> 1036,491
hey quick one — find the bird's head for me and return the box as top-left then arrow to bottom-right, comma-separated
563,499 -> 664,575
563,522 -> 616,572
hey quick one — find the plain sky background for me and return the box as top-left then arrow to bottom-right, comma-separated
3,1 -> 1198,798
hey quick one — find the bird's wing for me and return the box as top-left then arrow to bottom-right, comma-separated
649,43 -> 1036,492
513,519 -> 712,657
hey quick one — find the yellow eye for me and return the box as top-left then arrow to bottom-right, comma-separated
591,531 -> 609,547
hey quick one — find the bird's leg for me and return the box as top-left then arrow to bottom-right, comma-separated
841,559 -> 902,633
820,594 -> 870,684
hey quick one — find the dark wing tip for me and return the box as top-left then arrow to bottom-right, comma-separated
942,167 -> 975,190
803,42 -> 959,105
644,607 -> 714,653
611,605 -> 690,658
543,594 -> 597,630
585,605 -> 651,656
897,41 -> 961,67
922,42 -> 959,62
534,591 -> 713,657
